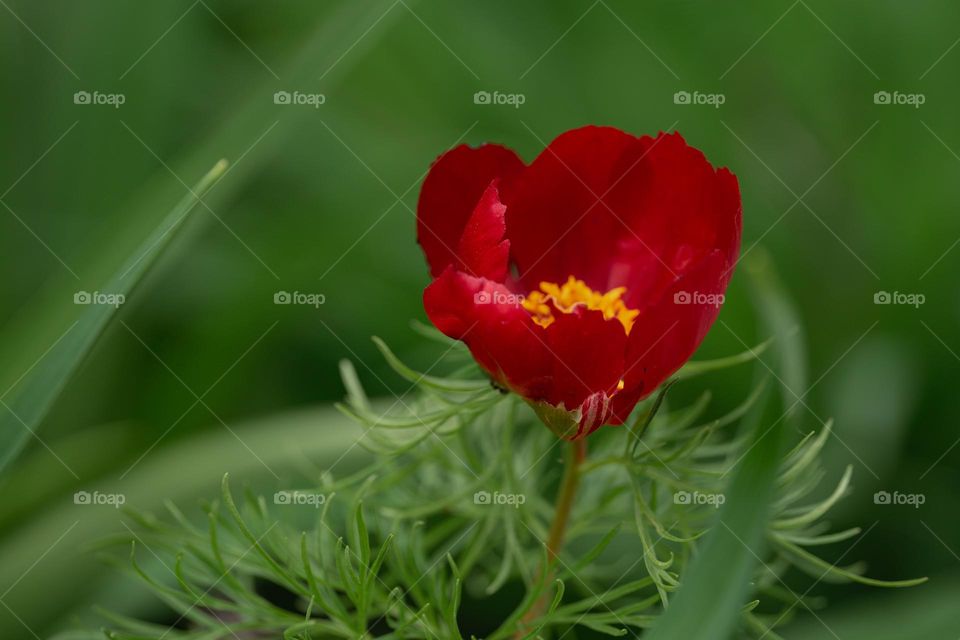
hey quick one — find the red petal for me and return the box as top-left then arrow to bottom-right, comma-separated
604,133 -> 741,311
507,126 -> 638,291
610,250 -> 729,423
423,270 -> 628,410
456,183 -> 510,281
423,268 -> 551,398
417,144 -> 525,278
542,307 -> 627,410
506,127 -> 741,309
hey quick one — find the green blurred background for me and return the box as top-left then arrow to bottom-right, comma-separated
1,0 -> 958,637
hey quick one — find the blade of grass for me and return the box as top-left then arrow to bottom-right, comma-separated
0,161 -> 227,477
643,250 -> 805,640
0,0 -> 406,473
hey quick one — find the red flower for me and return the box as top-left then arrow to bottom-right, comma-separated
418,126 -> 741,439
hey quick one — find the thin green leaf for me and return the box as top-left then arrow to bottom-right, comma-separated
643,252 -> 799,640
0,160 -> 227,476
371,336 -> 491,393
677,335 -> 775,378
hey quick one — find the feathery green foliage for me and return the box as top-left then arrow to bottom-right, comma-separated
68,325 -> 924,640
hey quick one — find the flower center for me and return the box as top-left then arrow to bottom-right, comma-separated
521,276 -> 639,334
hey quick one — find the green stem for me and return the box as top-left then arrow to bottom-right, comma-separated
517,438 -> 586,635
545,438 -> 586,561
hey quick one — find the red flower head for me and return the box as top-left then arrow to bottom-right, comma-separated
418,126 -> 741,439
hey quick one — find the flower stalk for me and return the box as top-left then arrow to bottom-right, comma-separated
545,438 -> 587,562
518,437 -> 587,635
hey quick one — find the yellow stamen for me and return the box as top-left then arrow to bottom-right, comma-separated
521,275 -> 639,334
